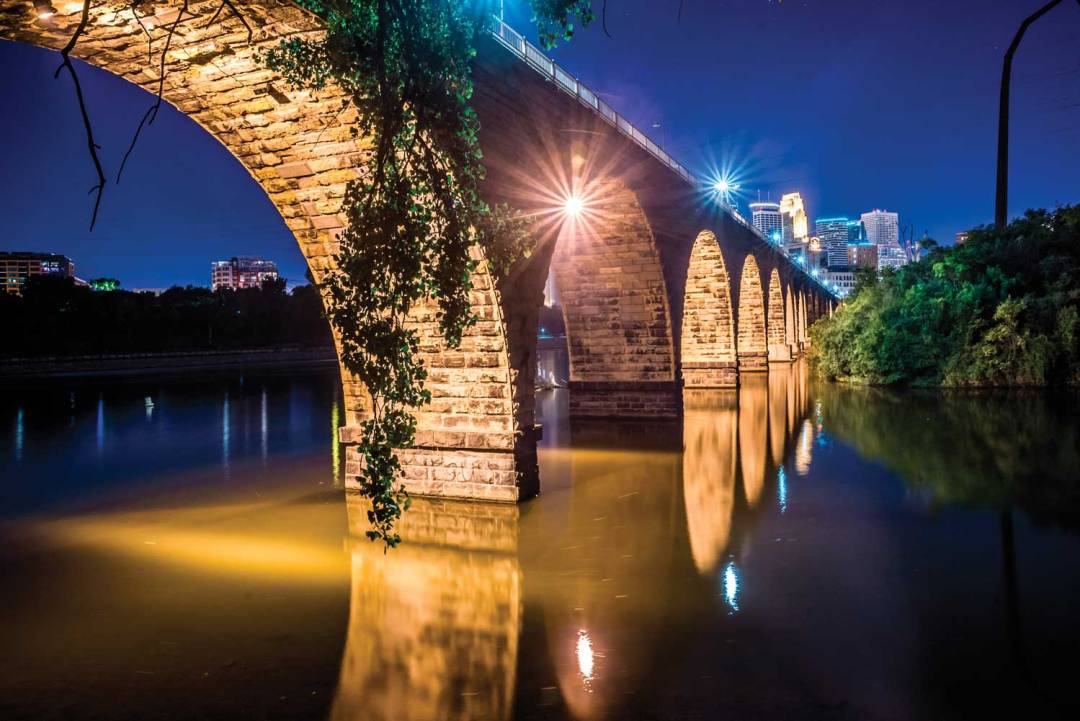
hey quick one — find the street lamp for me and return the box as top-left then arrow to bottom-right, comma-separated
994,0 -> 1077,229
564,195 -> 584,217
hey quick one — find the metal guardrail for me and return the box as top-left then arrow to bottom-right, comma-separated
488,17 -> 837,298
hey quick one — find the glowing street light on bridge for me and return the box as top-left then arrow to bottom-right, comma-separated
563,195 -> 584,217
33,1 -> 56,19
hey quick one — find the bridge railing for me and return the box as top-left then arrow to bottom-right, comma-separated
490,17 -> 693,184
488,17 -> 836,299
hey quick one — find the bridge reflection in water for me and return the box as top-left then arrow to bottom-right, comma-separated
329,364 -> 815,720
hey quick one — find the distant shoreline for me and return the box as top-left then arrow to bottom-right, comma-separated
0,347 -> 338,381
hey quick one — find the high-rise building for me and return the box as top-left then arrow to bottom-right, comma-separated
781,193 -> 807,260
815,217 -> 850,269
749,201 -> 783,243
211,256 -> 280,290
0,251 -> 75,295
861,209 -> 899,246
861,209 -> 905,271
846,220 -> 864,243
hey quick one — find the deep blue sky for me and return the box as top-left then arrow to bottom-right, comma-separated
1,0 -> 1078,287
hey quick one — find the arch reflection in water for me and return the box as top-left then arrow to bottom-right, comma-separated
682,390 -> 738,575
738,375 -> 769,508
334,496 -> 521,721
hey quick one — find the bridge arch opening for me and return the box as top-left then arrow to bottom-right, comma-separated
1,2 -> 527,502
680,230 -> 737,388
766,269 -> 791,363
736,254 -> 768,372
549,179 -> 678,417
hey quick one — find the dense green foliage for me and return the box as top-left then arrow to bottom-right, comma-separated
0,277 -> 331,358
811,206 -> 1080,387
263,1 -> 589,544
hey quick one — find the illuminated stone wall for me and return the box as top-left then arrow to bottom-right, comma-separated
766,268 -> 791,363
680,231 -> 738,388
736,255 -> 768,372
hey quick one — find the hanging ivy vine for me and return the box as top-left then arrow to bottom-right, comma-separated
263,0 -> 591,546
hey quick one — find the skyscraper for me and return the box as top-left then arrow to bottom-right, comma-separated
860,209 -> 899,246
749,201 -> 783,243
815,217 -> 850,269
211,256 -> 280,290
779,192 -> 809,262
846,219 -> 864,243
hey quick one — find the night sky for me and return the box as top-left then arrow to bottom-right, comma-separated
1,0 -> 1078,288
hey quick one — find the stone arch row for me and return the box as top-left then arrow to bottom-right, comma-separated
681,230 -> 821,390
0,2 -> 836,504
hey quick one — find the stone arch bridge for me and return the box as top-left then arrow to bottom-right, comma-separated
0,0 -> 836,501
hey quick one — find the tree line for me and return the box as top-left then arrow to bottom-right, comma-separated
811,205 -> 1080,386
1,277 -> 333,358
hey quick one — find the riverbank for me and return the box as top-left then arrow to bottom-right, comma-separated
0,347 -> 338,381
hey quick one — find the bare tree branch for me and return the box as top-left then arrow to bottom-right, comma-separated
129,0 -> 154,62
602,0 -> 611,38
207,0 -> 253,44
54,0 -> 106,230
117,0 -> 189,183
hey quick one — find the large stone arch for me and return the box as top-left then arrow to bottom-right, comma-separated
766,269 -> 790,363
551,179 -> 678,417
1,1 -> 528,501
735,254 -> 768,372
680,230 -> 737,388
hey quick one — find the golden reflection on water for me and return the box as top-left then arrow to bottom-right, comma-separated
332,496 -> 521,721
682,390 -> 738,574
738,375 -> 769,508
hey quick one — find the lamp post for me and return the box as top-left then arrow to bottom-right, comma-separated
994,0 -> 1074,229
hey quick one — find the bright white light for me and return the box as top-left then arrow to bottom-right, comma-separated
714,180 -> 729,193
576,629 -> 594,683
564,195 -> 584,217
722,562 -> 740,613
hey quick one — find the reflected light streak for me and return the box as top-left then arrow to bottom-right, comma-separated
95,395 -> 105,456
14,407 -> 24,462
222,390 -> 231,471
260,388 -> 268,463
722,562 -> 740,613
795,418 -> 813,476
576,629 -> 595,686
144,396 -> 154,422
777,465 -> 788,514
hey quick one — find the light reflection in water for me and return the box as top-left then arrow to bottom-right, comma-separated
682,390 -> 737,575
777,465 -> 788,514
260,388 -> 268,463
95,394 -> 104,455
14,406 -> 24,462
576,629 -> 595,686
222,390 -> 230,472
723,561 -> 741,613
144,395 -> 154,421
795,418 -> 813,475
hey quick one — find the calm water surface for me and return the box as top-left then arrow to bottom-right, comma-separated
2,363 -> 1079,720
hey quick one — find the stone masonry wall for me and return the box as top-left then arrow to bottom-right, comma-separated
766,269 -> 791,363
736,255 -> 768,372
552,180 -> 679,417
680,231 -> 737,388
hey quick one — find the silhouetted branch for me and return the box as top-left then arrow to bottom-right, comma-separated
129,0 -> 153,62
602,0 -> 611,37
117,0 -> 189,183
54,0 -> 105,230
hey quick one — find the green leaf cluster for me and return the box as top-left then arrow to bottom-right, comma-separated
810,206 -> 1080,387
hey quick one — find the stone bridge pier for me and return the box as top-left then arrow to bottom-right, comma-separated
0,0 -> 836,504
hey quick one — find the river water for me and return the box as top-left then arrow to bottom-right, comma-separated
1,362 -> 1079,720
